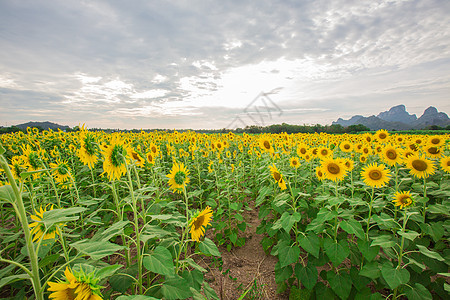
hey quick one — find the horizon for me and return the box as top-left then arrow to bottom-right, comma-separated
1,0 -> 450,130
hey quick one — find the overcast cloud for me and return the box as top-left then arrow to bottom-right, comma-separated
1,0 -> 449,129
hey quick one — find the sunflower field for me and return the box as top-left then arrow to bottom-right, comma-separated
0,127 -> 449,299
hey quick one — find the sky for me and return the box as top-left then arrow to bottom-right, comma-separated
1,0 -> 450,130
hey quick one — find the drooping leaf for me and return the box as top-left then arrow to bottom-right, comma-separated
381,262 -> 410,290
70,239 -> 125,260
278,243 -> 300,268
404,283 -> 432,300
340,218 -> 365,239
198,238 -> 221,257
298,232 -> 320,258
416,245 -> 445,261
327,271 -> 352,300
161,275 -> 193,300
142,246 -> 175,276
294,262 -> 317,290
324,238 -> 349,266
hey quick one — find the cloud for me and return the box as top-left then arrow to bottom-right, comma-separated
1,0 -> 449,129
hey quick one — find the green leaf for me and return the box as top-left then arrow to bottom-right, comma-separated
357,239 -> 379,262
397,230 -> 420,241
404,283 -> 432,300
416,245 -> 445,261
181,269 -> 203,291
43,207 -> 87,228
180,258 -> 207,272
0,185 -> 15,204
340,218 -> 365,239
141,224 -> 176,244
161,275 -> 193,299
380,262 -> 410,290
276,211 -> 301,233
278,243 -> 300,268
109,266 -> 137,293
427,204 -> 449,215
142,246 -> 175,276
0,143 -> 5,155
198,238 -> 221,257
350,267 -> 371,291
70,239 -> 125,260
289,285 -> 312,300
327,271 -> 352,300
116,296 -> 159,300
0,274 -> 30,289
274,262 -> 293,284
298,232 -> 320,258
203,282 -> 220,300
370,235 -> 395,248
359,261 -> 381,280
294,262 -> 317,290
255,186 -> 271,207
324,238 -> 349,266
96,264 -> 122,280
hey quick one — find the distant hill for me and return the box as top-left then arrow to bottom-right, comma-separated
332,105 -> 450,130
15,121 -> 70,131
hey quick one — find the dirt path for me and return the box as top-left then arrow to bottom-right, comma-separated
200,202 -> 289,300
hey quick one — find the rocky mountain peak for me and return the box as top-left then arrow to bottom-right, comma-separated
377,104 -> 417,124
422,106 -> 438,116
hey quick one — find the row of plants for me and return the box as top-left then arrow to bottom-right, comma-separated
0,127 -> 449,299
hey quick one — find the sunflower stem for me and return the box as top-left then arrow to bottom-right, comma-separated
365,187 -> 375,239
422,177 -> 427,223
89,167 -> 97,198
0,153 -> 43,300
125,162 -> 143,294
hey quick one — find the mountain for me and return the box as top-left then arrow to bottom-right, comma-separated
332,105 -> 450,130
15,121 -> 70,131
377,105 -> 417,124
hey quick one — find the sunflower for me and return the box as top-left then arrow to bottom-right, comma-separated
440,156 -> 450,173
102,139 -> 128,181
423,145 -> 442,159
189,206 -> 213,242
361,163 -> 391,188
208,161 -> 214,173
382,145 -> 403,166
392,191 -> 413,209
321,158 -> 347,182
259,137 -> 274,154
29,205 -> 62,242
405,155 -> 436,179
50,159 -> 72,185
77,131 -> 98,169
375,129 -> 389,142
146,152 -> 155,165
48,267 -> 103,300
268,164 -> 287,190
427,135 -> 444,147
340,141 -> 353,153
166,161 -> 190,193
316,166 -> 325,181
296,143 -> 309,158
289,157 -> 300,169
317,147 -> 332,159
128,149 -> 145,167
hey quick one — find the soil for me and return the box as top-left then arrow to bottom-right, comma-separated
197,202 -> 289,300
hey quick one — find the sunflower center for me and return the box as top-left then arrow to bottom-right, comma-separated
273,171 -> 281,182
344,144 -> 350,149
427,147 -> 439,154
412,159 -> 427,171
292,160 -> 298,165
151,146 -> 157,153
368,170 -> 382,180
386,150 -> 397,160
193,215 -> 205,230
263,141 -> 270,150
446,161 -> 450,167
431,138 -> 440,145
321,149 -> 328,156
327,163 -> 340,175
300,148 -> 306,154
379,133 -> 387,139
174,171 -> 186,185
399,196 -> 412,206
409,144 -> 418,151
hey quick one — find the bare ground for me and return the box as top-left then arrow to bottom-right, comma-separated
197,202 -> 289,300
